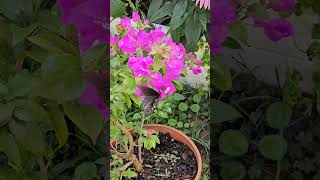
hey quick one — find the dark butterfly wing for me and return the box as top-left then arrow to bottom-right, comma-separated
139,86 -> 160,96
139,86 -> 160,114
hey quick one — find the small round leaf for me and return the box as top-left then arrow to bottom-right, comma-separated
168,119 -> 177,127
193,94 -> 201,103
259,135 -> 287,161
219,130 -> 249,156
266,102 -> 292,129
191,104 -> 200,112
221,161 -> 246,180
178,103 -> 188,111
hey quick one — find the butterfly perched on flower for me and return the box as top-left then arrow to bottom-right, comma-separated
139,86 -> 161,114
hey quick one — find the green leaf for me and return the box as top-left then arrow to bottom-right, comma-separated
63,102 -> 104,144
0,103 -> 14,126
122,168 -> 138,179
28,33 -> 78,55
130,94 -> 142,107
223,37 -> 243,50
9,120 -> 47,156
168,119 -> 177,127
219,130 -> 249,156
150,3 -> 173,23
173,93 -> 185,101
10,24 -> 37,46
34,54 -> 85,102
0,128 -> 21,167
74,162 -> 97,180
38,10 -> 65,35
172,80 -> 183,91
177,121 -> 183,128
147,0 -> 163,18
221,161 -> 246,180
158,111 -> 168,118
191,104 -> 200,112
0,0 -> 33,21
213,56 -> 233,91
110,0 -> 126,18
170,0 -> 188,30
266,102 -> 292,129
26,48 -> 48,63
0,83 -> 8,96
178,102 -> 188,111
212,100 -> 242,123
47,104 -> 68,148
13,100 -> 51,127
230,21 -> 248,44
0,168 -> 23,180
185,14 -> 201,51
259,135 -> 287,161
193,94 -> 201,103
7,70 -> 36,98
312,23 -> 320,39
81,44 -> 107,69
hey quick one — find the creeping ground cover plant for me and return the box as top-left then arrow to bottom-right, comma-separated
110,12 -> 203,179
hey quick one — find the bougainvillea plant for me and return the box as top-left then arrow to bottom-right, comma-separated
213,0 -> 296,55
110,12 -> 203,179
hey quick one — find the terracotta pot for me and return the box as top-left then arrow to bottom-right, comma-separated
110,124 -> 203,179
144,124 -> 202,180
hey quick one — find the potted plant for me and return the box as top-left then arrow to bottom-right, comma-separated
110,12 -> 203,179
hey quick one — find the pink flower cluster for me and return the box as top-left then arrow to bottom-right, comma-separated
250,0 -> 295,42
212,0 -> 295,55
111,12 -> 202,100
212,0 -> 237,54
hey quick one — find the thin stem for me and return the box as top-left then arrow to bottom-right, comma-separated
138,112 -> 145,163
37,157 -> 47,175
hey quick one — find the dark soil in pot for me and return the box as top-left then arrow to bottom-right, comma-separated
134,133 -> 197,180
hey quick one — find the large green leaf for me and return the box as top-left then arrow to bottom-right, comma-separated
259,135 -> 287,161
150,2 -> 174,23
13,100 -> 51,128
74,162 -> 97,180
213,56 -> 233,91
230,20 -> 248,44
28,33 -> 78,55
219,130 -> 249,156
7,70 -> 37,99
0,168 -> 23,180
9,120 -> 47,156
185,14 -> 201,51
212,100 -> 242,123
147,0 -> 163,18
170,0 -> 188,30
0,0 -> 33,21
34,54 -> 85,102
266,102 -> 292,129
0,103 -> 14,126
47,104 -> 68,148
110,0 -> 126,18
0,128 -> 21,167
10,24 -> 37,46
63,102 -> 104,144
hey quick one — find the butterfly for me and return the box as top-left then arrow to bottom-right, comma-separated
139,86 -> 161,114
